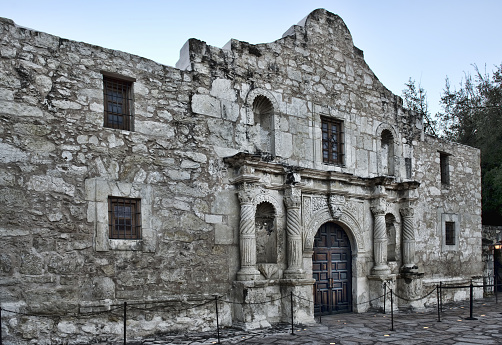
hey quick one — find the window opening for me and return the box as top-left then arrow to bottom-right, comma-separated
322,117 -> 344,165
252,95 -> 274,154
445,221 -> 455,245
103,76 -> 133,130
108,197 -> 141,239
440,152 -> 450,186
381,130 -> 394,176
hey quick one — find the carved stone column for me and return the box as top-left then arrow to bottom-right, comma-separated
371,202 -> 391,276
236,185 -> 260,281
400,207 -> 417,272
284,186 -> 304,279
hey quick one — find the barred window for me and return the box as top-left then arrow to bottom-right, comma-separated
103,76 -> 133,130
440,152 -> 450,186
108,197 -> 141,239
445,221 -> 455,245
322,117 -> 344,165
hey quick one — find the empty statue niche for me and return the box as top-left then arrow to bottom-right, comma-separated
252,95 -> 274,155
255,202 -> 277,263
381,129 -> 395,176
386,213 -> 397,261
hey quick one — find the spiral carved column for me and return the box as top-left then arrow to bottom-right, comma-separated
236,186 -> 260,281
371,204 -> 391,276
400,207 -> 417,272
284,186 -> 304,279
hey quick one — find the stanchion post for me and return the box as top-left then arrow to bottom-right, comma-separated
436,285 -> 441,322
123,302 -> 127,345
383,283 -> 386,314
1,305 -> 3,345
390,288 -> 394,331
290,292 -> 295,335
496,272 -> 498,304
465,282 -> 478,320
215,296 -> 221,344
439,281 -> 443,313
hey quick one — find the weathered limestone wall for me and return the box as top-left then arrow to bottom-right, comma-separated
0,16 -> 238,344
185,10 -> 418,180
414,135 -> 482,300
0,8 -> 483,344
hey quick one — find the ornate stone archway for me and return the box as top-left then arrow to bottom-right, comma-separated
302,195 -> 365,254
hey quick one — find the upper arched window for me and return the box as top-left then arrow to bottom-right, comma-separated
252,96 -> 274,154
381,130 -> 395,176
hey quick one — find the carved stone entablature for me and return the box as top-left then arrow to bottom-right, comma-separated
232,165 -> 262,185
284,186 -> 302,209
302,195 -> 365,253
238,183 -> 258,204
370,198 -> 387,216
399,207 -> 414,218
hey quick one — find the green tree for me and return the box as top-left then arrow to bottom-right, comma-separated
402,78 -> 437,136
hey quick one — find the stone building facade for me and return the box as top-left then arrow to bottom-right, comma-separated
0,9 -> 482,344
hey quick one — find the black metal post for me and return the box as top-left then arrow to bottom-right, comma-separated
465,282 -> 478,320
1,305 -> 3,345
124,302 -> 127,345
495,270 -> 498,304
436,285 -> 441,322
215,296 -> 221,344
390,288 -> 394,331
383,283 -> 386,314
439,281 -> 443,313
290,292 -> 295,335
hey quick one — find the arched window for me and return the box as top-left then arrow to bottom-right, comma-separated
252,95 -> 274,154
386,213 -> 397,261
381,130 -> 395,176
255,202 -> 277,263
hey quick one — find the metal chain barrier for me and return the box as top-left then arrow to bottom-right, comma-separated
391,286 -> 437,302
1,278 -> 500,344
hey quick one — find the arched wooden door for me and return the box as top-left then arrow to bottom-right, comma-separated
313,222 -> 352,314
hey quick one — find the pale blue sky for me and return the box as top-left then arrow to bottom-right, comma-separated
1,0 -> 501,116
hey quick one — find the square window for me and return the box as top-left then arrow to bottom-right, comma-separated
103,76 -> 133,130
321,117 -> 344,165
108,197 -> 141,239
445,221 -> 455,245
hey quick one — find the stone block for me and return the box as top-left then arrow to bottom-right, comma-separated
192,94 -> 221,118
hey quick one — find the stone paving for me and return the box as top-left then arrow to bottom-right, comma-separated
134,296 -> 501,345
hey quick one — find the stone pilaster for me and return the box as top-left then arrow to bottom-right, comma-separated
400,207 -> 418,272
236,184 -> 260,281
371,202 -> 391,276
283,186 -> 304,279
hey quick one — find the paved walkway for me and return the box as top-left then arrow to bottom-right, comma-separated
138,297 -> 501,345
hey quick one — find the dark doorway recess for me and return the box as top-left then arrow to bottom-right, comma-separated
313,222 -> 352,314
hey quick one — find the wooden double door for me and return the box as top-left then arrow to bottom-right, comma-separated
313,222 -> 352,314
